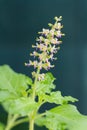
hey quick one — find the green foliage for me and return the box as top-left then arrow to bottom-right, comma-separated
0,65 -> 33,116
2,97 -> 38,116
0,65 -> 32,99
36,72 -> 77,105
38,91 -> 78,105
36,72 -> 56,94
35,104 -> 87,130
0,64 -> 87,130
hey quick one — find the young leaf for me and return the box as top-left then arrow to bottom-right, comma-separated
36,72 -> 77,106
36,72 -> 56,94
37,91 -> 77,106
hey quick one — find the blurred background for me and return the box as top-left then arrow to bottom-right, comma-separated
0,0 -> 87,129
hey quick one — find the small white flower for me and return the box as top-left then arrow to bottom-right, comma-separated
54,16 -> 62,21
30,51 -> 38,57
50,45 -> 57,53
56,30 -> 62,37
50,38 -> 59,44
44,39 -> 50,45
49,29 -> 55,36
42,28 -> 50,36
38,73 -> 45,81
38,61 -> 43,70
57,23 -> 63,29
37,43 -> 47,52
46,61 -> 54,69
38,36 -> 44,42
33,61 -> 38,68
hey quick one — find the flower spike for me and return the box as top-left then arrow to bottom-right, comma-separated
25,16 -> 64,80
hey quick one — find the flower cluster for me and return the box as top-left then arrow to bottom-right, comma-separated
25,16 -> 64,80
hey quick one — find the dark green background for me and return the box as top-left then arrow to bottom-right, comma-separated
0,0 -> 87,129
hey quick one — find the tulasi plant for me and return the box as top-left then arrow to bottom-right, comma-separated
0,16 -> 87,130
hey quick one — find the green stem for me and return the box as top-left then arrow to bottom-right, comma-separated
5,114 -> 19,130
35,112 -> 46,119
29,68 -> 40,130
12,117 -> 29,127
30,120 -> 34,130
29,114 -> 34,130
32,68 -> 40,101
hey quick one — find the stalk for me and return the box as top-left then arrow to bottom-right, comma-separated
32,68 -> 40,101
29,68 -> 40,130
5,114 -> 18,130
12,117 -> 28,127
29,114 -> 34,130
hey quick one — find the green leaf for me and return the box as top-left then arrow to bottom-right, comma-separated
36,72 -> 77,105
63,95 -> 78,104
0,122 -> 5,130
0,65 -> 32,102
0,65 -> 34,115
36,104 -> 87,130
0,90 -> 15,102
36,72 -> 56,94
38,91 -> 63,105
2,97 -> 38,116
49,92 -> 77,104
37,91 -> 77,105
